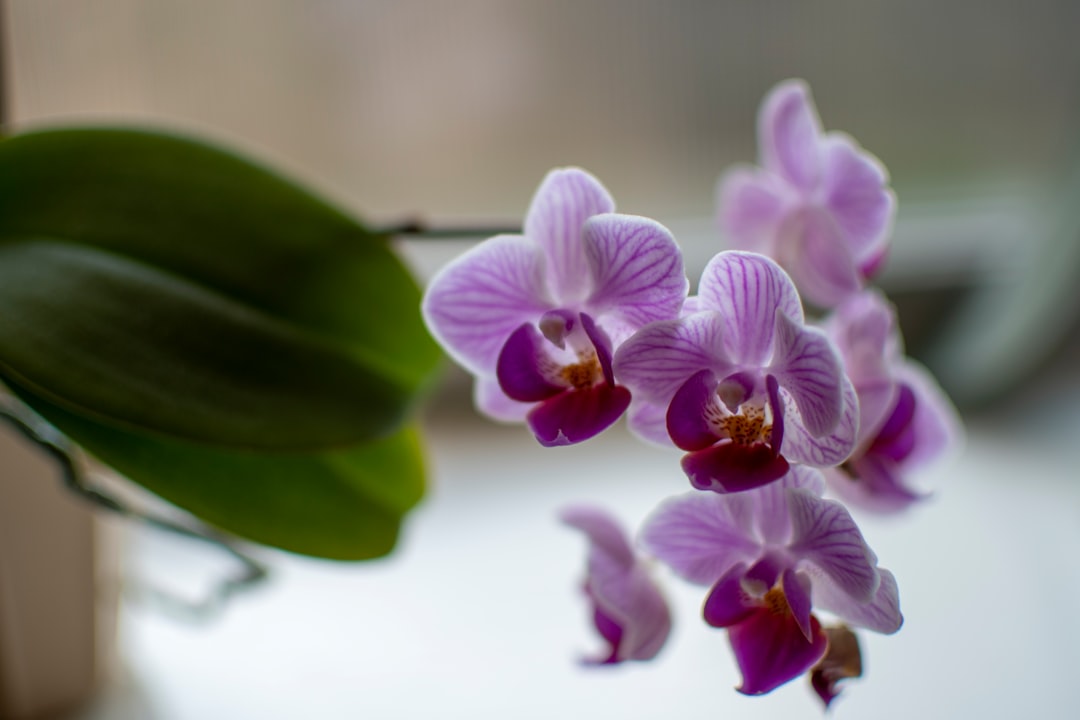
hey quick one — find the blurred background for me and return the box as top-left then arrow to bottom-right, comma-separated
1,1 -> 1079,718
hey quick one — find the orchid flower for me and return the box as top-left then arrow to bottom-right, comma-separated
561,506 -> 672,664
614,251 -> 858,493
422,168 -> 688,446
717,79 -> 895,308
641,467 -> 902,696
822,290 -> 962,512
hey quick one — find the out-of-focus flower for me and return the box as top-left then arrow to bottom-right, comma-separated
718,80 -> 895,308
422,168 -> 688,446
823,291 -> 963,512
641,467 -> 901,695
810,625 -> 863,709
615,251 -> 858,493
561,506 -> 672,664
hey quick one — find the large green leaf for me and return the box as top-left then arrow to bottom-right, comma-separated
16,384 -> 425,560
0,128 -> 441,448
0,240 -> 411,449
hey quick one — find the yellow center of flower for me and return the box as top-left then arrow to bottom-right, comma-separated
763,586 -> 791,616
560,352 -> 602,390
718,406 -> 773,446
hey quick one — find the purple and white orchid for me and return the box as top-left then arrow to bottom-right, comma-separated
718,79 -> 895,308
822,290 -> 962,512
641,466 -> 902,696
422,168 -> 688,446
561,506 -> 672,665
615,251 -> 859,493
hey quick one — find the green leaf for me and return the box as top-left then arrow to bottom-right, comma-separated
0,240 -> 411,449
0,128 -> 441,448
17,385 -> 425,560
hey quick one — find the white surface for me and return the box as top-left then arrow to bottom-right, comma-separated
105,408 -> 1080,720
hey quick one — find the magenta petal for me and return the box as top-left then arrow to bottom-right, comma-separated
527,384 -> 631,447
830,458 -> 924,514
897,361 -> 963,469
525,168 -> 615,303
703,564 -> 755,628
815,568 -> 903,635
822,134 -> 895,255
496,323 -> 565,402
730,609 -> 828,696
698,251 -> 804,366
626,399 -> 676,448
867,383 -> 917,462
717,167 -> 788,252
770,313 -> 845,438
780,375 -> 859,467
422,235 -> 552,375
583,214 -> 689,331
783,570 -> 814,642
787,490 -> 879,603
580,312 -> 615,386
681,442 -> 790,494
667,369 -> 724,451
758,79 -> 824,191
766,374 -> 785,455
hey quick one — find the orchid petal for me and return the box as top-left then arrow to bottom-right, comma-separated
745,466 -> 826,545
640,492 -> 760,586
681,443 -> 790,494
778,208 -> 862,308
525,168 -> 615,303
626,399 -> 676,448
561,507 -> 672,662
759,80 -> 823,191
824,460 -> 924,515
810,626 -> 863,709
770,312 -> 845,438
822,134 -> 895,255
496,323 -> 565,402
717,167 -> 789,252
613,312 -> 733,404
867,383 -> 918,463
703,563 -> 755,628
580,312 -> 615,386
698,252 -> 803,366
666,369 -> 724,451
783,569 -> 815,642
473,376 -> 531,423
422,235 -> 551,375
527,383 -> 631,447
814,568 -> 903,635
780,374 -> 859,467
583,214 -> 688,333
896,361 -> 963,469
730,609 -> 828,696
787,489 -> 879,603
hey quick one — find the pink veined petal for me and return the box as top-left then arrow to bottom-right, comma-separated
730,609 -> 828,696
422,234 -> 552,376
717,167 -> 789,252
626,398 -> 677,448
640,492 -> 761,586
769,312 -> 845,438
758,79 -> 824,192
524,168 -> 615,304
526,383 -> 631,447
822,134 -> 896,256
813,567 -> 903,635
473,375 -> 532,423
697,251 -> 804,366
681,295 -> 702,316
783,569 -> 815,642
561,507 -> 672,662
744,466 -> 826,547
777,207 -> 862,309
583,214 -> 689,331
787,489 -> 879,604
613,312 -> 733,405
825,289 -> 898,388
830,455 -> 925,515
780,375 -> 859,467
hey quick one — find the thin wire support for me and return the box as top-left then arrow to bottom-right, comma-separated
0,401 -> 268,621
